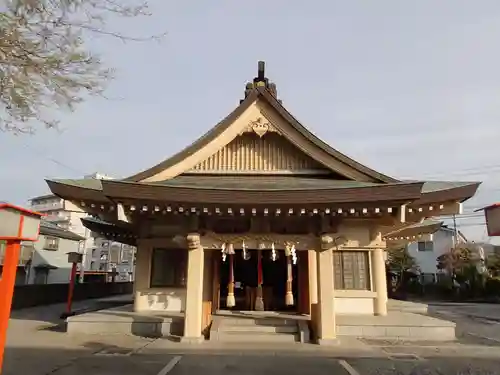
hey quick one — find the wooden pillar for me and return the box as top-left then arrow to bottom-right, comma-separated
308,250 -> 319,335
182,234 -> 204,343
297,251 -> 310,314
316,248 -> 337,345
373,248 -> 388,316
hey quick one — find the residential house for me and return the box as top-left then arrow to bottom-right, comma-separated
406,224 -> 467,283
0,240 -> 35,285
27,221 -> 85,284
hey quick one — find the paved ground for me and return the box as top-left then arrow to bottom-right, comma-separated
427,301 -> 500,342
13,349 -> 500,375
4,299 -> 500,375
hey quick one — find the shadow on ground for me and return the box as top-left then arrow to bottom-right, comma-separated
4,345 -> 500,375
9,299 -> 132,325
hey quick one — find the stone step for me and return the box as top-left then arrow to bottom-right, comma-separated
213,331 -> 299,343
218,324 -> 298,334
218,318 -> 296,327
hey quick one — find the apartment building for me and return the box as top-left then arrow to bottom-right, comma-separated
90,238 -> 135,281
29,172 -> 136,282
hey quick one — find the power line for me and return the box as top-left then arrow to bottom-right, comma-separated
9,133 -> 500,197
397,163 -> 500,179
15,141 -> 84,176
455,222 -> 487,227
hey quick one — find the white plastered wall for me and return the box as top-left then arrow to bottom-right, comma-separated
133,240 -> 186,313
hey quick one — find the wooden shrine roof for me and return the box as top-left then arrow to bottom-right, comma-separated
44,62 -> 481,209
124,86 -> 396,184
46,176 -> 480,206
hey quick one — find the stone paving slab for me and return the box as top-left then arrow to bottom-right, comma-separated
388,299 -> 429,313
29,352 -> 500,375
138,336 -> 387,357
50,355 -> 170,375
347,357 -> 500,375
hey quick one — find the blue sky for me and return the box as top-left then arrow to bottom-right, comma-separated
1,0 -> 499,242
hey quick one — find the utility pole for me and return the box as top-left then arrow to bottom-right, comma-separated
452,214 -> 458,248
79,227 -> 89,283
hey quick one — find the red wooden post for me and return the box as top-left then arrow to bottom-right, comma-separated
0,203 -> 42,374
0,241 -> 21,373
66,262 -> 78,315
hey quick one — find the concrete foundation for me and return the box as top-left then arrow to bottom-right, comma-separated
336,311 -> 456,341
387,299 -> 429,314
66,305 -> 456,342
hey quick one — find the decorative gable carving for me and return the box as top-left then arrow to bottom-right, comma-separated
239,117 -> 281,138
187,132 -> 328,173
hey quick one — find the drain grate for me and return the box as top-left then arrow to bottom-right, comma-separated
94,347 -> 133,356
388,353 -> 422,361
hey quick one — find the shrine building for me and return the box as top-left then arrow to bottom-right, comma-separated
46,62 -> 480,344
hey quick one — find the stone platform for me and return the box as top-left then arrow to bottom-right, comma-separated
387,299 -> 429,314
66,304 -> 456,342
336,311 -> 456,341
66,304 -> 184,338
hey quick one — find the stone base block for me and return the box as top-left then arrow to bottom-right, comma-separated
317,338 -> 340,346
179,336 -> 205,344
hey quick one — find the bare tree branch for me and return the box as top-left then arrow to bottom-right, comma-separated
0,0 -> 165,133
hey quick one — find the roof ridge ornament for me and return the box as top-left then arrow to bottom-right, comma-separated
241,61 -> 281,103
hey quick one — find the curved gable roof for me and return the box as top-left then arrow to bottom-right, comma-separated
124,86 -> 397,184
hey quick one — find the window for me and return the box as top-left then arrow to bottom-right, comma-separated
43,237 -> 59,251
333,251 -> 370,290
417,241 -> 434,252
150,249 -> 188,288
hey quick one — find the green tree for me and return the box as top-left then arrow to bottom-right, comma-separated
487,252 -> 500,277
386,246 -> 419,289
1,0 -> 164,133
437,245 -> 478,278
437,245 -> 485,298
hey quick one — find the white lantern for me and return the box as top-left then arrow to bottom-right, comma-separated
482,204 -> 500,236
0,203 -> 42,241
67,252 -> 83,264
